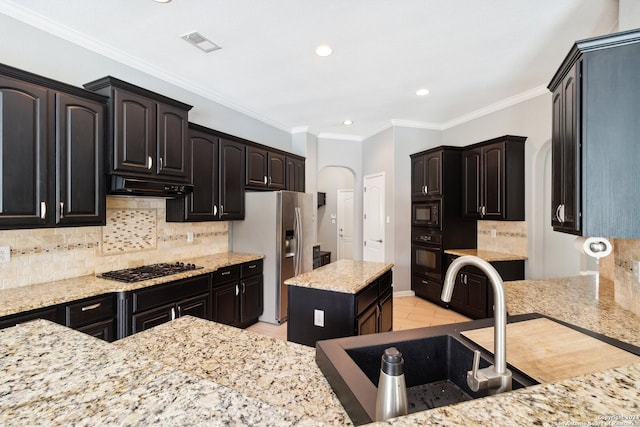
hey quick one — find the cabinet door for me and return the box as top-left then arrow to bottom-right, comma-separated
112,87 -> 156,175
294,158 -> 305,192
465,271 -> 488,319
424,151 -> 442,196
0,76 -> 49,228
411,155 -> 427,199
167,129 -> 219,221
177,293 -> 209,320
55,92 -> 105,226
268,152 -> 287,189
157,102 -> 189,180
246,146 -> 268,187
552,64 -> 580,233
356,303 -> 378,336
76,319 -> 114,342
240,274 -> 263,326
462,148 -> 482,218
378,291 -> 393,333
212,282 -> 239,326
219,139 -> 245,220
286,157 -> 305,192
449,272 -> 468,309
132,303 -> 175,334
411,275 -> 443,306
482,144 -> 504,220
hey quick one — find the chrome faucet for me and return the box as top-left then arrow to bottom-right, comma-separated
441,255 -> 512,395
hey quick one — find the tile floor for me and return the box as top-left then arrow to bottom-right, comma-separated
246,295 -> 470,341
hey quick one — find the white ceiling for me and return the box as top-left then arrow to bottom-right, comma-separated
0,0 -> 618,140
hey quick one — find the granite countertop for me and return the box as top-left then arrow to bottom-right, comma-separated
284,259 -> 393,294
0,252 -> 263,318
113,316 -> 350,425
444,248 -> 528,261
0,320 -> 316,426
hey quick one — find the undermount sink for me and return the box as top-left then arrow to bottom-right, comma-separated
316,315 -> 540,425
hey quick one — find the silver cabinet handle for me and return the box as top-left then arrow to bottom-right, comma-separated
170,307 -> 176,320
81,303 -> 101,311
421,280 -> 428,285
555,204 -> 562,222
220,204 -> 224,216
221,271 -> 231,276
213,205 -> 218,216
559,204 -> 566,223
235,284 -> 239,296
40,201 -> 47,220
248,264 -> 257,269
242,282 -> 246,294
268,176 -> 272,186
147,156 -> 153,169
263,176 -> 268,185
479,206 -> 486,217
59,202 -> 64,219
159,157 -> 163,170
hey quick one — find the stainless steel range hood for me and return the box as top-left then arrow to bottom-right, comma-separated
108,175 -> 193,198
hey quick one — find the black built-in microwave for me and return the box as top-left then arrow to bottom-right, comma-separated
412,200 -> 441,229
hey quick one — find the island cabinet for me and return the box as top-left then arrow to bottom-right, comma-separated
83,76 -> 192,183
461,136 -> 526,221
128,274 -> 211,336
245,146 -> 287,190
287,269 -> 393,347
548,29 -> 640,238
211,260 -> 263,328
0,63 -> 107,230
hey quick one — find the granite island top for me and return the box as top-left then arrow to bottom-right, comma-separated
0,252 -> 263,318
444,248 -> 528,261
2,274 -> 640,426
284,259 -> 393,294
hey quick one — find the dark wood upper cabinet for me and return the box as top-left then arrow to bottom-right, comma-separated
166,124 -> 219,222
219,138 -> 245,220
83,76 -> 191,183
286,156 -> 305,192
548,29 -> 640,237
55,92 -> 105,226
245,146 -> 286,190
461,136 -> 526,221
0,64 -> 107,229
411,150 -> 441,199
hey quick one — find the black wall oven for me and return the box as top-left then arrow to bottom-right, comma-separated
412,199 -> 441,229
411,230 -> 443,282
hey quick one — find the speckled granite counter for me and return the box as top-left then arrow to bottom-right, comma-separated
444,248 -> 528,261
114,316 -> 350,425
284,259 -> 393,294
0,252 -> 263,317
0,320 -> 316,426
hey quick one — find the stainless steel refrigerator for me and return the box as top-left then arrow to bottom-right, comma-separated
231,191 -> 314,324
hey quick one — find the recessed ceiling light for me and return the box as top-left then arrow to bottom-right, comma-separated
343,119 -> 353,126
181,31 -> 222,53
416,88 -> 430,96
153,0 -> 171,3
315,45 -> 333,57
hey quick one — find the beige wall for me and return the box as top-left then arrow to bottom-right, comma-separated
0,197 -> 228,290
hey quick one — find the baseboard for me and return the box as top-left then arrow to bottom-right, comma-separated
393,290 -> 416,298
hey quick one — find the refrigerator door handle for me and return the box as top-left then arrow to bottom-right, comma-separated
294,207 -> 302,276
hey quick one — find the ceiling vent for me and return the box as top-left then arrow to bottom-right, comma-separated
181,31 -> 221,53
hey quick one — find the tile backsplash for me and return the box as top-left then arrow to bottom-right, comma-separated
477,220 -> 527,257
0,196 -> 229,290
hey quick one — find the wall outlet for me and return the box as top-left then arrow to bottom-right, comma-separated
0,246 -> 10,263
634,260 -> 640,283
490,229 -> 497,238
187,232 -> 194,243
314,309 -> 325,327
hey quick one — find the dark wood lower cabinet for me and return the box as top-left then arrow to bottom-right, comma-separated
212,282 -> 239,326
211,260 -> 263,328
412,275 -> 444,306
0,306 -> 61,330
132,303 -> 175,334
76,319 -> 114,342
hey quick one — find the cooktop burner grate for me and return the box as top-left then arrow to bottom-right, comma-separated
100,262 -> 202,283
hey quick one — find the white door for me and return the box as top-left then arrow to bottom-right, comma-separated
363,173 -> 385,262
337,189 -> 354,260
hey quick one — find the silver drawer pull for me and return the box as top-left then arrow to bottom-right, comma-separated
81,303 -> 101,311
221,271 -> 231,276
248,264 -> 257,269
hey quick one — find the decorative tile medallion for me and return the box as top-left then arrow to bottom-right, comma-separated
102,209 -> 157,254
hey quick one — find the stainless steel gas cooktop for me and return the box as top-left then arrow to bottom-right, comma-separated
100,262 -> 202,283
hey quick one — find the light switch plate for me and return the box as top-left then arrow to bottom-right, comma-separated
0,246 -> 10,263
314,309 -> 325,327
187,232 -> 194,243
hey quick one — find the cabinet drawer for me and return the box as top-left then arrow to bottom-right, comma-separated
213,265 -> 240,283
132,274 -> 211,313
356,282 -> 378,316
65,295 -> 114,328
241,259 -> 263,277
0,306 -> 61,330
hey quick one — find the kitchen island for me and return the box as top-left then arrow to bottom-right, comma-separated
285,260 -> 394,346
1,274 -> 639,426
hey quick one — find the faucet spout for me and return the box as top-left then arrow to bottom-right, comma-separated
441,255 -> 512,395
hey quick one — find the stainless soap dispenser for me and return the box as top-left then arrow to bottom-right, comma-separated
375,347 -> 408,421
